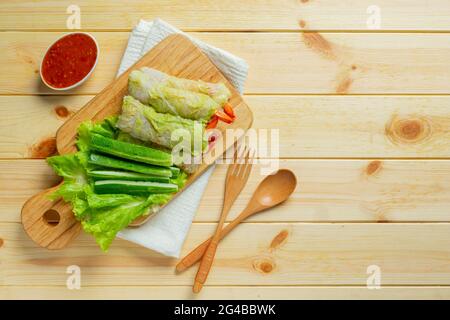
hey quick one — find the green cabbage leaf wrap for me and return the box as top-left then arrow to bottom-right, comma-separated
117,96 -> 207,157
128,67 -> 231,121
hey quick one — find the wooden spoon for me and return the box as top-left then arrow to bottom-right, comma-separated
176,169 -> 297,273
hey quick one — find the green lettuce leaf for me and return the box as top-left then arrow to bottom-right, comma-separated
76,116 -> 118,152
46,153 -> 86,180
86,193 -> 142,209
46,152 -> 89,202
81,193 -> 171,251
49,181 -> 84,202
72,196 -> 89,219
170,170 -> 188,189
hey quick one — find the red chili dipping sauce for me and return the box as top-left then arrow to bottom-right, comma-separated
41,33 -> 98,89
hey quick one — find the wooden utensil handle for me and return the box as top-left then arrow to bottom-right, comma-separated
193,238 -> 219,291
21,185 -> 82,249
177,236 -> 212,272
177,216 -> 243,272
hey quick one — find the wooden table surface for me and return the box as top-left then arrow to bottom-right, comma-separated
1,1 -> 450,300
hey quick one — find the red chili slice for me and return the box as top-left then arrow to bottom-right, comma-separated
223,103 -> 235,119
215,110 -> 234,124
206,115 -> 219,129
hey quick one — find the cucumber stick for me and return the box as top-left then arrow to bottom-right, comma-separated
169,166 -> 180,178
90,134 -> 173,167
88,153 -> 172,177
87,170 -> 170,183
94,180 -> 178,195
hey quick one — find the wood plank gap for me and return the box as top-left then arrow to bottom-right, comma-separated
2,284 -> 450,288
5,29 -> 450,34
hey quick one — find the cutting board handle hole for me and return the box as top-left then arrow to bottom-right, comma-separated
43,209 -> 61,227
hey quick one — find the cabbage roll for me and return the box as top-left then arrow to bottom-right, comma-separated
117,96 -> 206,156
128,67 -> 231,121
141,67 -> 231,105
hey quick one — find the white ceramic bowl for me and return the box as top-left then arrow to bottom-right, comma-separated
40,32 -> 99,91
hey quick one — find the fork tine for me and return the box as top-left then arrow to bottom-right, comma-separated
240,148 -> 253,179
240,148 -> 255,181
228,148 -> 240,176
234,141 -> 240,162
237,148 -> 251,178
231,150 -> 242,176
226,145 -> 241,177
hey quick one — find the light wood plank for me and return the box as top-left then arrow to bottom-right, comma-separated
2,159 -> 450,223
3,32 -> 450,94
1,285 -> 449,300
0,222 -> 449,286
0,160 -> 450,222
1,1 -> 450,31
0,95 -> 86,158
2,95 -> 450,159
200,160 -> 450,223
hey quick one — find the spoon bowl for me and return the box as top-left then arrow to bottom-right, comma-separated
252,169 -> 297,208
242,169 -> 297,217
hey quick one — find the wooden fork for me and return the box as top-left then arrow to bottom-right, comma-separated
193,146 -> 254,293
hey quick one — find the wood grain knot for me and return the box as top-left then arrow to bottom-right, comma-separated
299,20 -> 306,28
29,137 -> 57,158
336,77 -> 353,94
270,229 -> 289,251
386,116 -> 431,145
366,160 -> 382,176
23,56 -> 34,65
397,120 -> 423,140
54,105 -> 72,118
302,32 -> 335,60
253,257 -> 276,274
0,238 -> 3,248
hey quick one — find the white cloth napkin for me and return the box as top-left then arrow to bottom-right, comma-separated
117,19 -> 248,257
